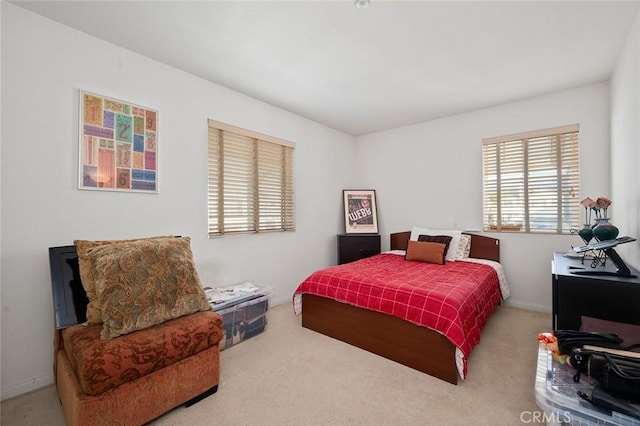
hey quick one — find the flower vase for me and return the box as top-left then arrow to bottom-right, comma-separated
592,218 -> 619,242
578,224 -> 593,244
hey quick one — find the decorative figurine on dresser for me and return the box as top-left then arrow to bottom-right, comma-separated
554,196 -> 639,331
573,196 -> 620,268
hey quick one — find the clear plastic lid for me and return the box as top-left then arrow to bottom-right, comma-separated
204,283 -> 273,311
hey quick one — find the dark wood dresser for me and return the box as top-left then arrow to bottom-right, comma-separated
337,234 -> 381,265
552,251 -> 640,331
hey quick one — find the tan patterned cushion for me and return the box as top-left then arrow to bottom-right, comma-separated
405,240 -> 447,265
87,237 -> 210,340
74,235 -> 172,324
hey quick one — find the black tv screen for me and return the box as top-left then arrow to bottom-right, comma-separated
48,245 -> 88,328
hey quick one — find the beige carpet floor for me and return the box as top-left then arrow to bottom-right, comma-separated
1,303 -> 550,425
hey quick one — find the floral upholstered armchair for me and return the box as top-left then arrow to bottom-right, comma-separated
49,236 -> 223,426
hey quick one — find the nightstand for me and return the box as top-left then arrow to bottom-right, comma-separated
551,252 -> 640,331
337,234 -> 381,265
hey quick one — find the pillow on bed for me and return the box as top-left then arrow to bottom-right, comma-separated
410,226 -> 461,261
405,240 -> 447,264
417,235 -> 452,259
455,234 -> 472,260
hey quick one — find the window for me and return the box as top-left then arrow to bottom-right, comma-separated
207,120 -> 294,236
482,124 -> 580,234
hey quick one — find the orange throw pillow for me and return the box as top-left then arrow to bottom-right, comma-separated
405,240 -> 447,265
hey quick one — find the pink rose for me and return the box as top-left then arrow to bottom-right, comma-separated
596,196 -> 612,209
581,197 -> 596,208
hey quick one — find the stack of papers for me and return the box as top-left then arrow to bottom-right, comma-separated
204,282 -> 260,305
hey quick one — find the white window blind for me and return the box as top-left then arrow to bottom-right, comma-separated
208,120 -> 294,236
482,124 -> 580,234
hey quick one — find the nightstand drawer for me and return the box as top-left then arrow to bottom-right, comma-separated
337,234 -> 381,265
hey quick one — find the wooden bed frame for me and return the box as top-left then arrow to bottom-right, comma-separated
301,231 -> 500,384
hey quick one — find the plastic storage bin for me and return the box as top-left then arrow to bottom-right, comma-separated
535,344 -> 640,426
206,283 -> 272,350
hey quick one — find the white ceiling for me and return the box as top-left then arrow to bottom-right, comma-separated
11,1 -> 640,136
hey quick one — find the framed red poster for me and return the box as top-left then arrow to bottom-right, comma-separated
343,189 -> 378,234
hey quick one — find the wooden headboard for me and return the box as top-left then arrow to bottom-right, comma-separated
390,231 -> 500,263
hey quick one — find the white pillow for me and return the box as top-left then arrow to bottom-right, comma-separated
410,226 -> 461,261
455,234 -> 472,260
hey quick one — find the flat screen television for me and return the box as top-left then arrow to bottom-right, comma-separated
49,245 -> 88,328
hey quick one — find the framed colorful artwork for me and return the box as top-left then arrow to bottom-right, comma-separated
343,189 -> 379,234
78,90 -> 158,193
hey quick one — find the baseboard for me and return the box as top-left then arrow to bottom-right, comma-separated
1,371 -> 54,401
503,299 -> 552,314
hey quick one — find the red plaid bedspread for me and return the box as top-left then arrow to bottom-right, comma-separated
293,253 -> 502,377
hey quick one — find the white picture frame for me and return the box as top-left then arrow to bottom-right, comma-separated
78,90 -> 158,193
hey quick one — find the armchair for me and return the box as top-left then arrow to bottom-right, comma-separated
49,237 -> 223,425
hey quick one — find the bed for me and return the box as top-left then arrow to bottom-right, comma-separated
293,230 -> 508,384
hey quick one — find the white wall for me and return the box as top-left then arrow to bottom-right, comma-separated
354,83 -> 612,312
0,4 -> 355,400
611,10 -> 640,271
